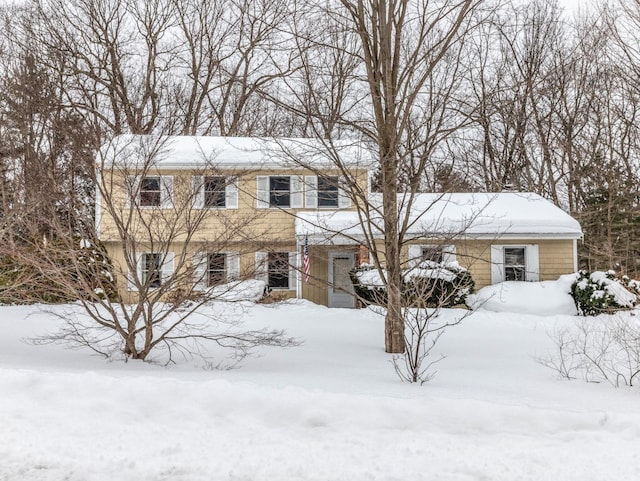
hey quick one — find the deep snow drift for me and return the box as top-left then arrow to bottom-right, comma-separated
1,284 -> 639,481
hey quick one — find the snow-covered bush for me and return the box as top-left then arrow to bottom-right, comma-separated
571,270 -> 637,316
404,261 -> 474,307
350,261 -> 474,308
350,264 -> 388,306
621,275 -> 640,297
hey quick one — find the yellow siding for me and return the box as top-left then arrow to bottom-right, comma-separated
538,240 -> 576,281
100,163 -> 578,304
106,239 -> 301,303
302,247 -> 329,306
99,168 -> 368,244
407,239 -> 576,289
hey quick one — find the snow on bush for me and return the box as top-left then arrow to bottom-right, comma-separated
571,270 -> 637,316
404,260 -> 474,307
351,261 -> 474,307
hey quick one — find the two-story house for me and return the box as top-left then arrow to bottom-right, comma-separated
97,135 -> 583,307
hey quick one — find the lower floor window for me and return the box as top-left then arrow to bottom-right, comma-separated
208,253 -> 227,286
504,247 -> 526,281
421,246 -> 443,264
143,253 -> 163,288
268,252 -> 290,289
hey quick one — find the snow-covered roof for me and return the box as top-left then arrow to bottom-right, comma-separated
295,193 -> 582,243
99,135 -> 372,170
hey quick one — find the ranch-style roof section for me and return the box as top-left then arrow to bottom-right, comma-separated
295,192 -> 583,243
99,135 -> 373,170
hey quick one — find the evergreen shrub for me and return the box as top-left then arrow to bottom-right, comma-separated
350,261 -> 474,308
571,270 -> 637,316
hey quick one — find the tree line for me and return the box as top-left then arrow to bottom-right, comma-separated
1,0 -> 640,285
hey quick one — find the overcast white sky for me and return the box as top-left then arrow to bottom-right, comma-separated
557,0 -> 597,14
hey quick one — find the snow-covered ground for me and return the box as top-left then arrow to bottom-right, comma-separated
1,289 -> 639,480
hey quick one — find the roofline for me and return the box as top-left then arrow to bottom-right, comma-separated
105,161 -> 365,170
297,232 -> 583,244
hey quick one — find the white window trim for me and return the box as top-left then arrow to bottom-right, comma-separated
255,251 -> 296,290
257,175 -> 303,209
193,251 -> 241,291
407,244 -> 456,269
193,175 -> 238,210
128,175 -> 174,209
128,251 -> 174,291
490,244 -> 539,284
304,175 -> 351,209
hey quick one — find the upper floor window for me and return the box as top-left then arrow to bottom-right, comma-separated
270,176 -> 291,207
193,175 -> 238,209
304,175 -> 351,209
317,176 -> 339,207
256,176 -> 303,209
140,177 -> 161,207
128,175 -> 173,209
204,176 -> 226,208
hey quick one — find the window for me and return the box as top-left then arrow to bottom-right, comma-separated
421,246 -> 443,264
257,176 -> 303,209
204,176 -> 226,208
304,175 -> 350,209
193,251 -> 239,290
142,253 -> 163,288
504,247 -> 526,281
131,175 -> 173,208
193,175 -> 237,209
128,252 -> 174,291
407,244 -> 455,269
270,176 -> 291,207
268,252 -> 290,289
317,176 -> 339,207
140,177 -> 161,207
490,244 -> 539,283
207,253 -> 227,286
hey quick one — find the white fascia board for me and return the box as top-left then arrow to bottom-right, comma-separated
454,232 -> 584,240
299,231 -> 582,244
297,233 -> 365,245
295,237 -> 302,299
102,160 -> 364,171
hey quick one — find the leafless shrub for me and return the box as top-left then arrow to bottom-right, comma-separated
539,314 -> 640,387
390,262 -> 472,384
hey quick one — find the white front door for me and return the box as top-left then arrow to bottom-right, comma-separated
328,251 -> 356,308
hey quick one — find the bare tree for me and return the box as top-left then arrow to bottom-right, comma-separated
8,136 -> 297,362
283,0 -> 483,353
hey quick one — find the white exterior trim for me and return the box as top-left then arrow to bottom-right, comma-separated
296,239 -> 302,298
95,182 -> 102,238
490,244 -> 540,284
